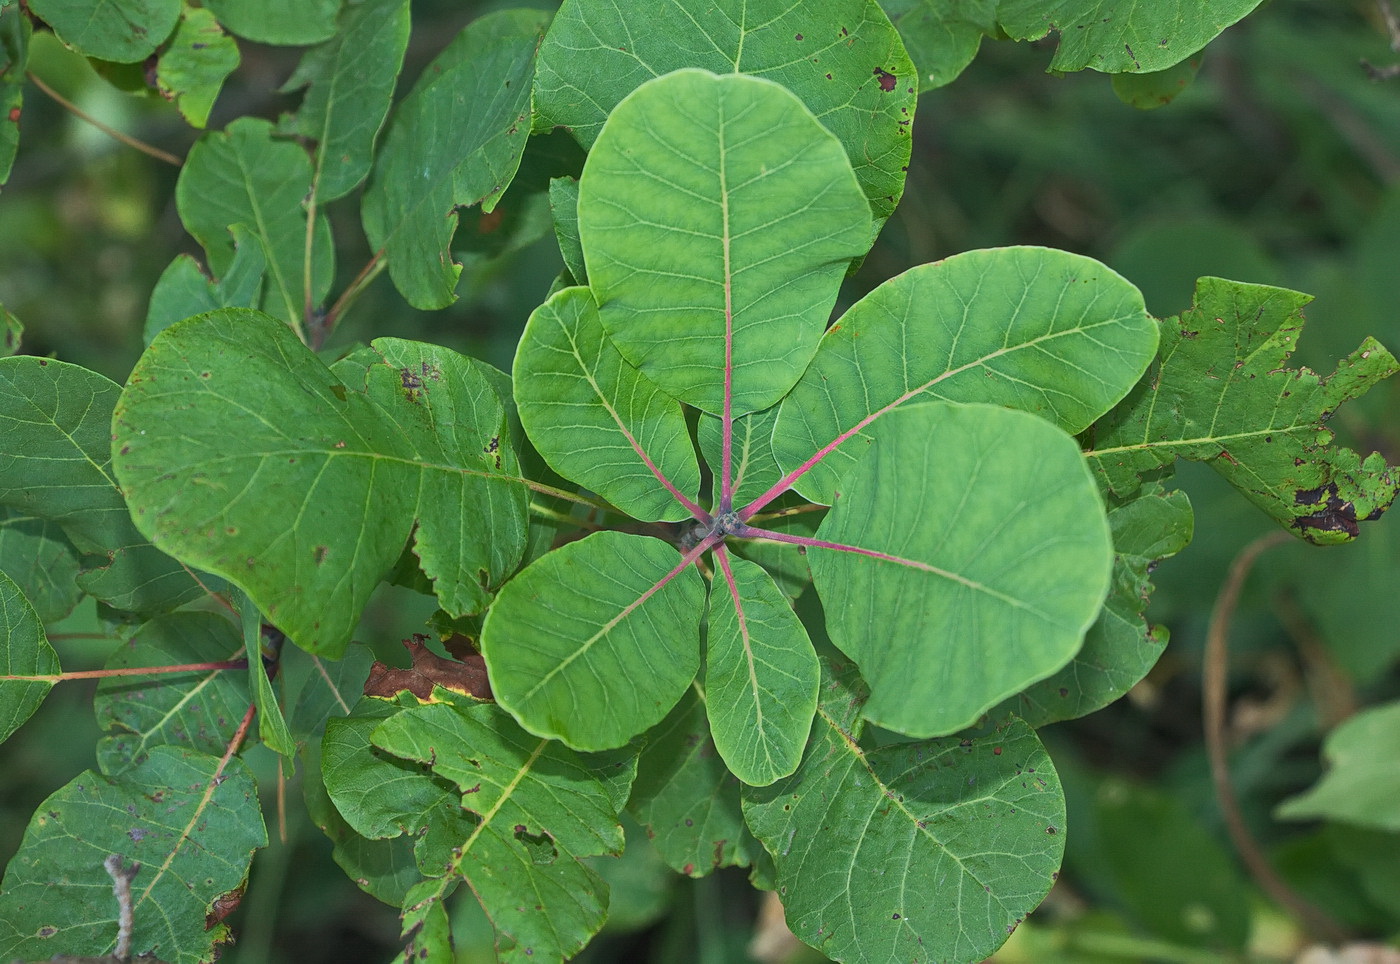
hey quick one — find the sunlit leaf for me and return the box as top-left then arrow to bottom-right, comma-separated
175,117 -> 334,328
112,309 -> 529,656
771,246 -> 1158,505
705,551 -> 818,786
744,661 -> 1065,964
278,0 -> 410,201
1086,278 -> 1399,544
155,6 -> 239,128
0,747 -> 266,964
534,0 -> 916,227
362,8 -> 548,309
1277,700 -> 1400,833
202,0 -> 338,45
94,611 -> 250,775
806,402 -> 1113,737
579,69 -> 872,416
0,569 -> 58,747
514,286 -> 701,522
26,0 -> 179,62
698,406 -> 783,510
482,530 -> 705,750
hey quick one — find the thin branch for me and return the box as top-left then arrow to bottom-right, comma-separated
26,72 -> 183,167
323,251 -> 386,332
104,853 -> 139,961
0,660 -> 246,683
1203,531 -> 1350,944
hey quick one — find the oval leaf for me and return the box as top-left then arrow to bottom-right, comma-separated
807,402 -> 1113,737
771,246 -> 1158,505
578,68 -> 872,416
706,551 -> 818,786
112,309 -> 528,656
514,286 -> 701,522
481,530 -> 705,750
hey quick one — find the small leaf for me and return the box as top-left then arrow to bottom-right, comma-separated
697,406 -> 783,510
278,0 -> 410,202
1086,278 -> 1400,544
396,879 -> 456,963
0,8 -> 27,186
0,508 -> 82,622
1277,700 -> 1400,833
481,530 -> 705,750
1112,55 -> 1203,110
283,642 -> 375,742
534,0 -> 916,228
238,591 -> 295,759
513,286 -> 701,522
144,226 -> 266,345
579,69 -> 872,416
549,177 -> 586,285
94,611 -> 250,775
155,5 -> 239,128
881,0 -> 992,91
807,403 -> 1113,737
627,688 -> 758,877
0,569 -> 58,747
743,680 -> 1065,964
0,304 -> 20,355
705,551 -> 818,786
201,0 -> 337,45
176,117 -> 334,328
112,309 -> 528,656
771,246 -> 1159,505
26,0 -> 179,62
0,747 -> 266,964
362,8 -> 548,309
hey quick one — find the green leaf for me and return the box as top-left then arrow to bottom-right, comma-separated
0,355 -> 206,613
155,5 -> 239,128
202,0 -> 338,45
175,117 -> 334,329
0,746 -> 266,964
94,611 -> 250,775
0,6 -> 27,186
771,246 -> 1159,505
705,551 -> 818,786
1112,55 -> 1202,110
26,0 -> 179,62
743,673 -> 1065,964
995,0 -> 1264,73
549,177 -> 586,286
0,569 -> 58,747
533,0 -> 916,227
112,309 -> 529,656
807,402 -> 1113,737
578,69 -> 872,416
1277,700 -> 1400,833
372,700 -> 633,859
396,878 -> 456,963
237,592 -> 295,758
144,225 -> 266,345
626,687 -> 758,876
283,642 -> 374,744
513,286 -> 701,522
995,488 -> 1192,727
278,0 -> 410,202
698,406 -> 783,510
881,0 -> 993,91
362,8 -> 548,309
0,508 -> 82,622
1086,278 -> 1400,545
0,305 -> 20,356
482,530 -> 705,750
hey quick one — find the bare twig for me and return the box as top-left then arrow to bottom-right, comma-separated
103,854 -> 139,961
1204,532 -> 1350,943
25,72 -> 183,167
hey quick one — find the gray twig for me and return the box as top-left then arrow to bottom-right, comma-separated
103,854 -> 141,962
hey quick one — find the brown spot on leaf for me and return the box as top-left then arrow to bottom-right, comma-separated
873,68 -> 897,91
313,545 -> 328,565
363,635 -> 493,701
206,887 -> 244,929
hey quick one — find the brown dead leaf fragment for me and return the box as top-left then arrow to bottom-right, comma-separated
363,634 -> 493,701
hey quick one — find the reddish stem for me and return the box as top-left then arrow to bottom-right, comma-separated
1,660 -> 246,684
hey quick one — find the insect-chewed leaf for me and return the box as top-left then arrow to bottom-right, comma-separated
743,708 -> 1065,964
0,570 -> 58,747
807,402 -> 1113,737
0,746 -> 266,964
534,0 -> 915,227
514,286 -> 700,522
578,69 -> 872,416
112,309 -> 528,657
1086,278 -> 1399,544
771,246 -> 1159,506
706,552 -> 818,786
482,530 -> 705,750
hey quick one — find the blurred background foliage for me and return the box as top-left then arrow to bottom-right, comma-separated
1,0 -> 1399,961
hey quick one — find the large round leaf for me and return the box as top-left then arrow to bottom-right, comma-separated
578,69 -> 872,416
481,530 -> 705,750
770,247 -> 1157,506
807,402 -> 1113,737
514,286 -> 701,522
